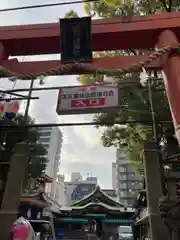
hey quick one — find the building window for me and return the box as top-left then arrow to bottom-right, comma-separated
39,127 -> 52,131
43,144 -> 49,149
119,167 -> 126,173
119,174 -> 127,180
40,138 -> 50,143
120,191 -> 127,197
40,132 -> 51,137
120,182 -> 127,189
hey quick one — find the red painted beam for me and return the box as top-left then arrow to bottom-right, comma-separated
2,56 -> 161,76
0,12 -> 180,56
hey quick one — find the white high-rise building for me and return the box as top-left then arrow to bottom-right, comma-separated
54,174 -> 66,206
71,172 -> 82,182
112,162 -> 117,190
115,149 -> 143,206
38,126 -> 63,199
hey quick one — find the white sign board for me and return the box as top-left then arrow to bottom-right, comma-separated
42,207 -> 50,217
56,85 -> 120,115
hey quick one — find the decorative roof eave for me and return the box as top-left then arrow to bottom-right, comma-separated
71,186 -> 124,207
71,188 -> 97,206
43,174 -> 53,183
139,189 -> 146,193
99,187 -> 123,206
136,215 -> 149,225
21,191 -> 49,208
72,201 -> 123,211
20,196 -> 48,208
43,193 -> 62,213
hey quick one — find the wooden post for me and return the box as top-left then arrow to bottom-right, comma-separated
0,42 -> 9,63
144,141 -> 169,240
157,29 -> 180,240
0,142 -> 29,240
156,30 -> 180,146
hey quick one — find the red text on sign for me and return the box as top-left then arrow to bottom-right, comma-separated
71,98 -> 105,108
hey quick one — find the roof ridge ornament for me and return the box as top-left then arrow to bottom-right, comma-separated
95,185 -> 100,191
92,198 -> 100,203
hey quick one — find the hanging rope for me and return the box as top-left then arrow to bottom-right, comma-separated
0,44 -> 178,81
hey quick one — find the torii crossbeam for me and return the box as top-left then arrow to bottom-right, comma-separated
0,11 -> 180,144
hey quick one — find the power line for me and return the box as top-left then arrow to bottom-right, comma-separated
0,1 -> 179,24
0,97 -> 39,101
0,3 -> 178,25
0,120 -> 172,130
4,81 -> 164,94
4,84 -> 137,94
0,89 -> 32,99
0,0 -> 98,13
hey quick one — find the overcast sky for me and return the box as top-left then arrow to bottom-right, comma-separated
0,0 -> 116,188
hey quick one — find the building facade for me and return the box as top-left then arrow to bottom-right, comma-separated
70,172 -> 82,182
115,149 -> 143,206
112,162 -> 117,190
64,173 -> 97,205
54,174 -> 66,206
38,126 -> 63,200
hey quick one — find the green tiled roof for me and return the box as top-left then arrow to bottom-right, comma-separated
72,201 -> 124,211
71,185 -> 124,208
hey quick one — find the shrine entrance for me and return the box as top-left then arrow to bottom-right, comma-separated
54,186 -> 134,240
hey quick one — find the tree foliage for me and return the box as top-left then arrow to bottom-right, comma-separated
64,10 -> 79,18
65,0 -> 180,173
83,0 -> 180,17
0,114 -> 48,191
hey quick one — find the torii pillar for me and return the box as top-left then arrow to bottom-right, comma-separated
0,42 -> 9,63
157,30 -> 180,145
156,30 -> 180,240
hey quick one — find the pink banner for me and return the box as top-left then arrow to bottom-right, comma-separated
4,100 -> 20,113
0,100 -> 20,118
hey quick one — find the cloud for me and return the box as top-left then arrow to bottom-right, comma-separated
0,0 -> 116,188
28,75 -> 116,187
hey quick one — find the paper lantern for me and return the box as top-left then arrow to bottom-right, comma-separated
0,100 -> 20,119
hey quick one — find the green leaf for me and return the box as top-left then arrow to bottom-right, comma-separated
0,114 -> 48,192
64,10 -> 79,18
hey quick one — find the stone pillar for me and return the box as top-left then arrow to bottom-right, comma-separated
144,141 -> 169,240
0,142 -> 29,240
167,181 -> 177,200
165,168 -> 177,200
87,233 -> 99,240
156,30 -> 180,146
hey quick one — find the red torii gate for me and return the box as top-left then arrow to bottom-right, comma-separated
0,11 -> 180,141
0,11 -> 180,240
